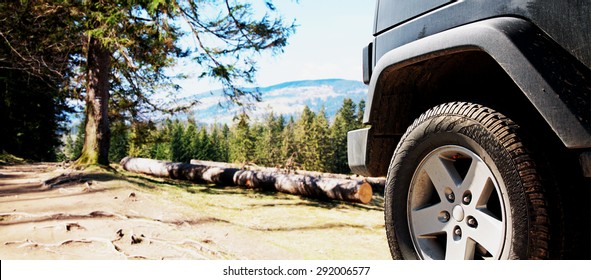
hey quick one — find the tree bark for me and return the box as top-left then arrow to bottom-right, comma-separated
77,37 -> 111,165
121,157 -> 373,204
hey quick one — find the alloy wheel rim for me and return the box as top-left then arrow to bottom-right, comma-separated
407,145 -> 507,260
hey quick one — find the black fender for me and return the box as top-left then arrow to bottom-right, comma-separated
365,17 -> 590,148
350,17 -> 590,177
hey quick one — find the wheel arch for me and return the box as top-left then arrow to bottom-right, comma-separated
360,17 -> 591,177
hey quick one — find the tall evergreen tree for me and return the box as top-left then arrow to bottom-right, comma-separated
251,121 -> 265,164
253,112 -> 283,166
183,121 -> 198,162
195,126 -> 213,160
280,116 -> 297,168
209,124 -> 224,161
271,114 -> 286,166
108,120 -> 129,163
148,119 -> 174,160
62,118 -> 85,161
1,0 -> 295,165
229,113 -> 254,163
0,68 -> 69,161
308,107 -> 331,172
330,98 -> 357,173
127,120 -> 156,158
220,123 -> 231,162
69,119 -> 86,161
170,121 -> 186,162
63,133 -> 76,161
356,99 -> 366,128
293,106 -> 316,170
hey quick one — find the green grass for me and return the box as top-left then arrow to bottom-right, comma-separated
112,166 -> 389,259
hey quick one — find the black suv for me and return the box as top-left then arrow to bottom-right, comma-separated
347,0 -> 590,260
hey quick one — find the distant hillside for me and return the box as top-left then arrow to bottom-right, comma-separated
185,79 -> 368,124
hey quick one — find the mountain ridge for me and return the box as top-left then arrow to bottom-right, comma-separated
184,78 -> 368,124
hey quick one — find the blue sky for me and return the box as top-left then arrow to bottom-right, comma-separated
255,0 -> 375,86
177,0 -> 375,95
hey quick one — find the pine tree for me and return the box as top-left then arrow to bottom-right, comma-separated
280,116 -> 297,168
1,1 -> 295,165
195,126 -> 213,160
220,124 -> 231,162
252,112 -> 284,166
63,133 -> 76,161
149,119 -> 173,160
63,119 -> 85,161
293,106 -> 316,171
271,114 -> 286,166
184,121 -> 198,162
329,98 -> 357,174
229,113 -> 254,163
251,121 -> 266,165
151,141 -> 171,160
209,124 -> 222,161
308,107 -> 332,172
357,99 -> 366,128
170,121 -> 186,162
0,68 -> 69,161
127,120 -> 156,158
72,120 -> 86,161
108,121 -> 129,163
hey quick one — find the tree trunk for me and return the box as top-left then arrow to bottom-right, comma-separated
77,37 -> 111,165
121,157 -> 373,204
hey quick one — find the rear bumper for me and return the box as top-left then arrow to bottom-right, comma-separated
348,127 -> 398,177
347,128 -> 371,177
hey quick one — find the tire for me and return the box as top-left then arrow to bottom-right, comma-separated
384,102 -> 550,260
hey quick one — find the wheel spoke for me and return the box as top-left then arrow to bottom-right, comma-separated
423,155 -> 462,192
468,210 -> 504,257
445,234 -> 476,260
411,204 -> 447,236
462,159 -> 494,206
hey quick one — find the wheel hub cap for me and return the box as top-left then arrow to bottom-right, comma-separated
452,205 -> 464,222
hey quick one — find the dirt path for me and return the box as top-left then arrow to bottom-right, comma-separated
0,163 -> 390,260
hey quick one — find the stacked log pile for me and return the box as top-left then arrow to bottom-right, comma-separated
120,157 -> 381,204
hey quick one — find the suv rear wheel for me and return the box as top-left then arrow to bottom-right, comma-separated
384,102 -> 551,259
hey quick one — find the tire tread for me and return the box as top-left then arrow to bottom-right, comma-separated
385,102 -> 550,260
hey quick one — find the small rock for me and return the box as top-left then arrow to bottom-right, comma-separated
131,234 -> 143,245
66,223 -> 86,231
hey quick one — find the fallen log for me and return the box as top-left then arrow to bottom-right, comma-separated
190,159 -> 386,194
120,157 -> 373,204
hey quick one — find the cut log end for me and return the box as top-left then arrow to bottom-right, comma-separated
358,182 -> 373,204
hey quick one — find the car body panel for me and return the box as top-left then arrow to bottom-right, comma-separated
350,0 -> 591,177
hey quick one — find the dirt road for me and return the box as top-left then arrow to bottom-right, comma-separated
0,163 -> 390,260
